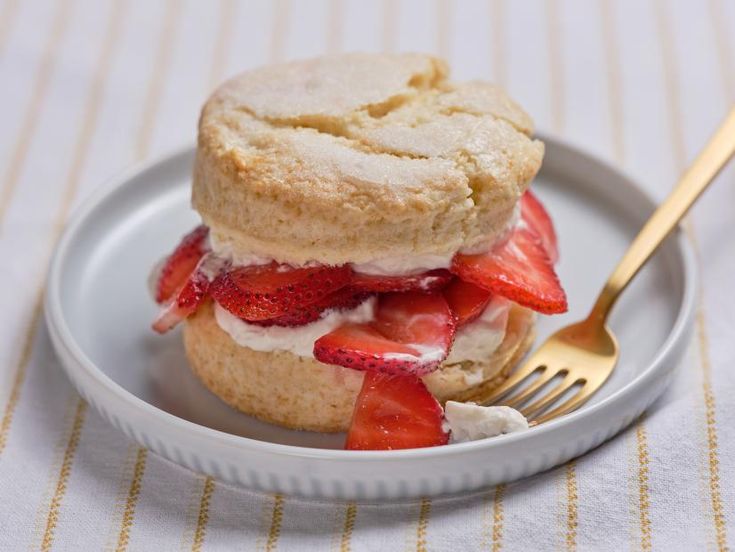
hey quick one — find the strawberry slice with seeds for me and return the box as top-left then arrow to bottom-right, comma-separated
249,287 -> 371,327
152,253 -> 225,333
521,190 -> 558,263
442,278 -> 493,327
210,262 -> 353,321
345,371 -> 449,450
155,225 -> 210,304
313,291 -> 455,376
351,269 -> 452,293
451,226 -> 567,314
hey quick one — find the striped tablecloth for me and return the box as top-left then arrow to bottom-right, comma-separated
1,1 -> 733,550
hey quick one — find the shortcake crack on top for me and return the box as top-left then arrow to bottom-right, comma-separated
193,53 -> 544,266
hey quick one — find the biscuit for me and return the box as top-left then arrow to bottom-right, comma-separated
183,302 -> 535,432
193,53 -> 543,266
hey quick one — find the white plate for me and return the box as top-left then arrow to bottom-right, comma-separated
45,137 -> 696,501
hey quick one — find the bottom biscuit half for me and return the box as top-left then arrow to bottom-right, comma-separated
183,301 -> 536,432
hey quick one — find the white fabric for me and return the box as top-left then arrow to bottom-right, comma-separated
0,0 -> 734,550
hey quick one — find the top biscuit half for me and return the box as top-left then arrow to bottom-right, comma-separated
193,53 -> 544,266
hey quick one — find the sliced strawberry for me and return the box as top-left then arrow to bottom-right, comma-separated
152,253 -> 224,333
345,371 -> 449,450
351,269 -> 452,293
521,190 -> 558,263
442,278 -> 493,327
313,291 -> 455,376
155,225 -> 210,304
452,226 -> 567,314
249,287 -> 371,327
209,262 -> 352,321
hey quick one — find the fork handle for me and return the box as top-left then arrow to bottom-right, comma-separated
588,107 -> 735,323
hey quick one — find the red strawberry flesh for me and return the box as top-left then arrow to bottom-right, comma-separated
155,225 -> 210,304
520,190 -> 559,263
152,253 -> 224,333
351,269 -> 452,293
248,287 -> 371,327
345,371 -> 449,450
209,262 -> 352,321
313,291 -> 455,376
442,278 -> 493,327
451,225 -> 567,314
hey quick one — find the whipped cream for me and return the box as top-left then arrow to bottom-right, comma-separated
214,292 -> 510,371
445,296 -> 510,364
352,254 -> 453,276
421,298 -> 510,394
443,401 -> 528,442
213,297 -> 376,358
383,344 -> 448,366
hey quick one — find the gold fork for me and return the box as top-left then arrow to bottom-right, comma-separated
482,108 -> 735,425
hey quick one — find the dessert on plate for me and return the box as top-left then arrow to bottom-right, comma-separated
150,53 -> 567,450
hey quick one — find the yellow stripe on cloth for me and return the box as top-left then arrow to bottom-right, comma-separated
265,493 -> 285,552
635,423 -> 653,551
415,497 -> 432,552
37,2 -> 127,541
654,2 -> 729,550
436,0 -> 452,60
489,0 -> 506,87
3,11 -> 127,546
0,0 -> 125,460
30,397 -> 77,548
191,476 -> 216,552
208,0 -> 237,90
339,502 -> 357,552
545,4 -> 579,549
381,0 -> 397,53
546,0 -> 565,134
0,0 -> 73,227
698,310 -> 729,551
0,299 -> 43,457
114,448 -> 148,552
480,485 -> 503,550
133,0 -> 181,161
564,461 -> 578,551
326,0 -> 344,54
600,0 -> 624,163
0,0 -> 21,57
708,0 -> 735,103
39,399 -> 88,552
269,0 -> 289,64
492,484 -> 506,551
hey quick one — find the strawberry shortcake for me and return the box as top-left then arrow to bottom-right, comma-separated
151,54 -> 566,450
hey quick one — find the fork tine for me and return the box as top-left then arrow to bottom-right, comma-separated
480,364 -> 544,405
502,369 -> 559,409
531,383 -> 597,424
520,376 -> 578,418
